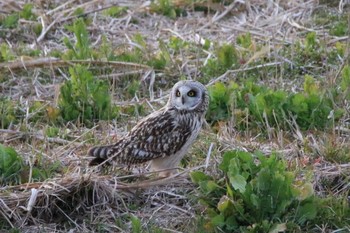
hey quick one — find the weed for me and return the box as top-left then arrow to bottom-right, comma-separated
202,43 -> 239,80
340,65 -> 350,99
20,4 -> 35,20
0,43 -> 15,62
0,3 -> 35,30
150,0 -> 185,19
0,14 -> 19,29
311,195 -> 350,230
30,156 -> 62,182
206,80 -> 344,131
103,6 -> 128,18
168,36 -> 189,53
206,82 -> 236,124
45,126 -> 60,137
131,215 -> 142,233
191,150 -> 318,232
0,98 -> 19,129
0,144 -> 23,185
58,65 -> 118,126
63,19 -> 92,60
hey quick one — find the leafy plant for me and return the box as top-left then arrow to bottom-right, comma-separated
0,144 -> 23,185
103,6 -> 128,17
58,65 -> 118,125
330,20 -> 349,36
206,79 -> 343,131
206,82 -> 237,123
202,43 -> 239,79
191,150 -> 318,232
150,0 -> 185,19
63,19 -> 92,60
0,43 -> 15,62
310,195 -> 350,230
20,4 -> 35,20
30,156 -> 62,182
130,215 -> 142,233
0,14 -> 19,29
340,65 -> 350,99
0,4 -> 35,30
0,98 -> 19,129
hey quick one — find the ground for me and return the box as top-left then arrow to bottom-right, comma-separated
0,0 -> 349,232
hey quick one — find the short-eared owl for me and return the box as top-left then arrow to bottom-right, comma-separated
88,80 -> 209,177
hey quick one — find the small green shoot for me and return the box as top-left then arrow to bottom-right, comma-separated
0,14 -> 19,29
20,4 -> 35,20
150,0 -> 185,19
202,43 -> 239,80
0,98 -> 18,129
63,19 -> 92,60
130,215 -> 142,233
103,6 -> 128,17
0,43 -> 15,62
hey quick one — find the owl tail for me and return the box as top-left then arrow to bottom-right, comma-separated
88,145 -> 112,166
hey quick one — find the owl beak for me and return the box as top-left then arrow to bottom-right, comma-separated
181,96 -> 185,105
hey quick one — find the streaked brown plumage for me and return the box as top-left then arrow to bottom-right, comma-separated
88,80 -> 209,176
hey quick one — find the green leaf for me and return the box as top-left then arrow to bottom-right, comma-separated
190,171 -> 212,184
20,4 -> 35,20
303,75 -> 319,96
211,214 -> 225,228
229,173 -> 247,193
219,150 -> 238,172
341,65 -> 350,92
269,223 -> 287,233
228,158 -> 247,193
296,182 -> 314,201
0,14 -> 19,29
296,202 -> 317,224
217,195 -> 232,213
130,215 -> 142,233
200,180 -> 220,194
0,144 -> 23,185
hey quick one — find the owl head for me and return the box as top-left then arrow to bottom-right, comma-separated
168,80 -> 209,112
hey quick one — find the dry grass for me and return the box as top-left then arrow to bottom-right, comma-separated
1,0 -> 349,232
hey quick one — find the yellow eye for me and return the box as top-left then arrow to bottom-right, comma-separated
187,90 -> 196,97
176,90 -> 181,97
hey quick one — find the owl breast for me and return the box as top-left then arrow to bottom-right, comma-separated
148,108 -> 204,174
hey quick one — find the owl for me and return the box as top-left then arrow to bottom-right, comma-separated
88,80 -> 209,177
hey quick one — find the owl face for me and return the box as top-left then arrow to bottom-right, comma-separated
169,80 -> 207,111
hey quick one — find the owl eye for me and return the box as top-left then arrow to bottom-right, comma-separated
176,90 -> 181,97
187,90 -> 196,97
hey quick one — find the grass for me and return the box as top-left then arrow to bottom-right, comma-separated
0,0 -> 349,232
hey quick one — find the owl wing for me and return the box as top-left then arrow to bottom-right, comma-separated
107,110 -> 192,165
